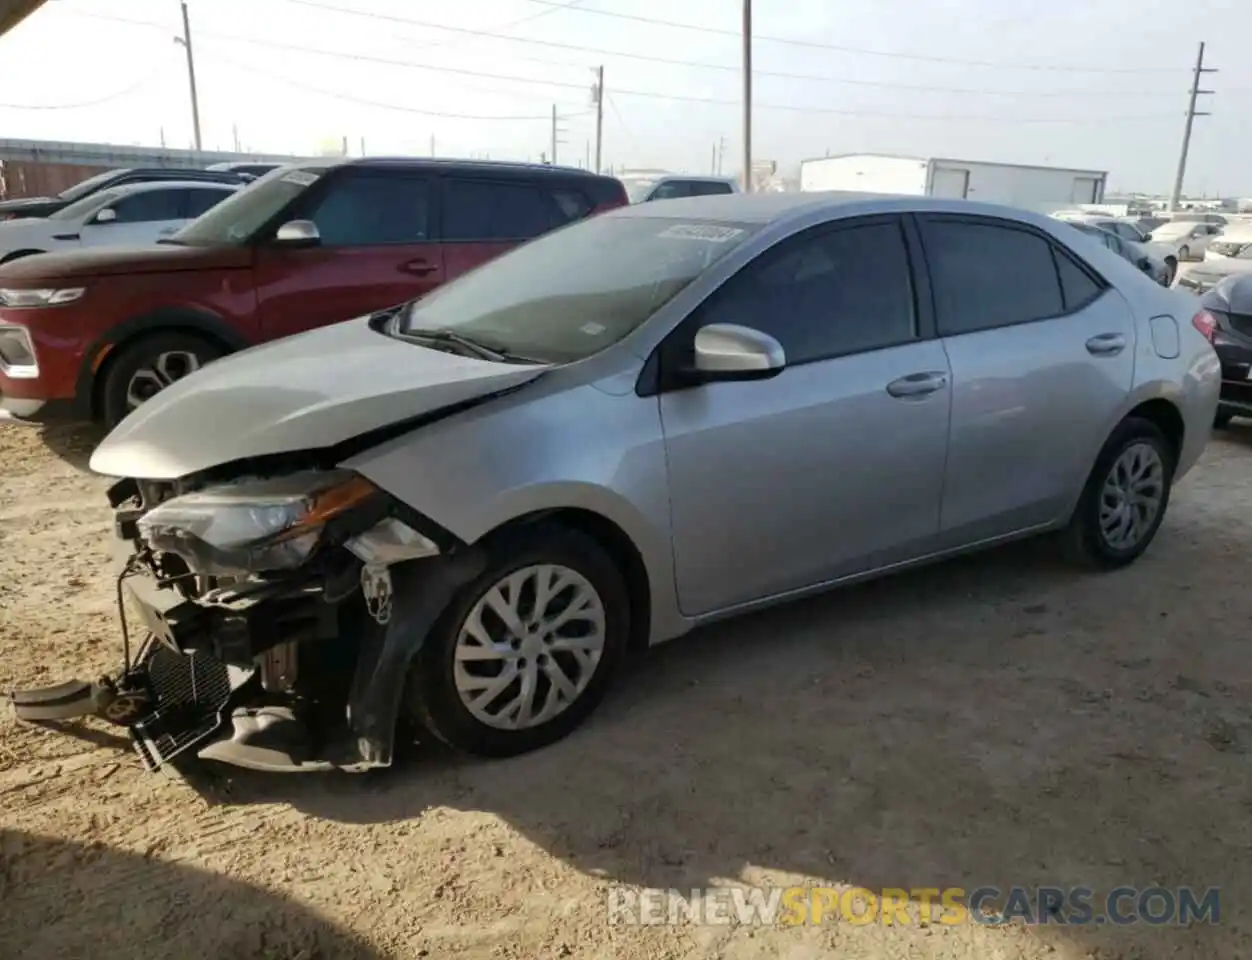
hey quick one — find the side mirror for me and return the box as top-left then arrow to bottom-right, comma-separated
272,219 -> 320,247
94,208 -> 117,224
689,323 -> 786,382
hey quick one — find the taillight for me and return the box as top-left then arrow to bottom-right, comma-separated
1192,309 -> 1217,343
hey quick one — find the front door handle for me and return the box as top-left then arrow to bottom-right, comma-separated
400,258 -> 437,276
886,371 -> 949,399
1086,332 -> 1126,356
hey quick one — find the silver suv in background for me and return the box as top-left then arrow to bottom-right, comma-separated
623,174 -> 740,203
14,193 -> 1221,777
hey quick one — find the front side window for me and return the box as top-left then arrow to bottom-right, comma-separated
110,188 -> 184,223
697,219 -> 916,364
921,218 -> 1065,336
649,181 -> 691,201
303,172 -> 431,245
689,180 -> 734,196
443,179 -> 559,241
49,188 -> 122,222
399,215 -> 757,363
184,187 -> 233,219
172,166 -> 326,246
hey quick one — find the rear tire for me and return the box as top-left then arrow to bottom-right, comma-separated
1164,257 -> 1178,284
408,524 -> 630,758
99,331 -> 224,429
1061,417 -> 1175,570
0,249 -> 45,264
1214,410 -> 1234,429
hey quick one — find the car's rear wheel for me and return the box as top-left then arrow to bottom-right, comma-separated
1164,256 -> 1178,284
0,249 -> 44,264
1214,410 -> 1234,429
1061,417 -> 1175,569
408,524 -> 630,757
100,331 -> 224,429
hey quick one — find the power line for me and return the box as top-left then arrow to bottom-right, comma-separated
513,0 -> 1190,74
275,0 -> 1182,98
400,0 -> 589,54
0,65 -> 163,109
203,51 -> 590,121
51,9 -> 1199,123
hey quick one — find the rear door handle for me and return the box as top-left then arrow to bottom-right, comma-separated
1086,332 -> 1126,356
400,258 -> 437,276
886,371 -> 949,399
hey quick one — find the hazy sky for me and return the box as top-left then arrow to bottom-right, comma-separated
0,0 -> 1245,195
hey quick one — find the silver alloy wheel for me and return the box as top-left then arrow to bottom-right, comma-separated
125,350 -> 202,410
1099,441 -> 1165,551
453,563 -> 607,731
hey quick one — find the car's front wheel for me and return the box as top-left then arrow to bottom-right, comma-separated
1179,244 -> 1191,261
1061,416 -> 1175,569
408,524 -> 630,757
99,331 -> 224,428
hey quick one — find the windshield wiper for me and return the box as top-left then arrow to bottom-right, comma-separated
403,326 -> 542,364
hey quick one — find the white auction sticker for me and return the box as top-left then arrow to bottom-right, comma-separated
580,322 -> 607,335
281,170 -> 320,187
657,224 -> 745,243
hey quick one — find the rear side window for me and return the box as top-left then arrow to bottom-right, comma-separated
1052,246 -> 1104,311
303,172 -> 431,245
444,179 -> 561,240
110,188 -> 184,223
550,187 -> 592,223
689,180 -> 734,197
920,218 -> 1064,336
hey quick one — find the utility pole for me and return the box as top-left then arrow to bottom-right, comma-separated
429,134 -> 436,157
360,135 -> 366,156
593,65 -> 604,174
1169,41 -> 1216,212
550,105 -> 567,166
741,0 -> 752,192
711,143 -> 717,174
177,0 -> 202,153
717,136 -> 726,175
232,123 -> 240,152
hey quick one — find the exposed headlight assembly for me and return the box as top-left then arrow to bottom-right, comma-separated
0,287 -> 85,308
136,469 -> 436,577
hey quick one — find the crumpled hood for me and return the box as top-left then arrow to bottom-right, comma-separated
89,316 -> 550,480
0,195 -> 61,217
0,242 -> 251,280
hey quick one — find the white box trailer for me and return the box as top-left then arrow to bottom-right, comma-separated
798,153 -> 1107,208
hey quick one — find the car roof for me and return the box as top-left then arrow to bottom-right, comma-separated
301,157 -> 620,181
623,173 -> 738,185
608,190 -> 1066,225
101,179 -> 241,196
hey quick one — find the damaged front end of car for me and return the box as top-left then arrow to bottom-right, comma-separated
9,461 -> 485,774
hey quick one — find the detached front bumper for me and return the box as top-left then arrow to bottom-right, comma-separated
8,544 -> 486,775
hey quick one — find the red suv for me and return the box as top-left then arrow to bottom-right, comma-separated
0,158 -> 626,427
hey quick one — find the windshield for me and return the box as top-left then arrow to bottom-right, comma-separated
57,169 -> 125,202
171,166 -> 324,245
48,189 -> 121,222
398,214 -> 759,364
622,179 -> 658,203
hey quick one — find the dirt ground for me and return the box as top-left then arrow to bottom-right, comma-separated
1,421 -> 1251,960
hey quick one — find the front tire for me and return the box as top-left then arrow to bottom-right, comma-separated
408,524 -> 630,757
1061,417 -> 1175,569
1179,245 -> 1191,261
99,331 -> 224,428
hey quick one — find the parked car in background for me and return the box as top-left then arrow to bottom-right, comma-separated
12,192 -> 1218,774
0,180 -> 238,265
1204,225 -> 1252,262
206,161 -> 286,180
1135,216 -> 1168,234
0,158 -> 627,427
1170,212 -> 1228,227
1197,274 -> 1252,428
1144,218 -> 1221,262
622,174 -> 739,203
1174,251 -> 1252,294
1063,220 -> 1171,285
0,167 -> 246,222
1054,213 -> 1175,282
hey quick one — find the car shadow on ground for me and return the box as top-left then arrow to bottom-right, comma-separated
37,422 -> 106,471
0,827 -> 383,959
184,529 -> 1252,957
